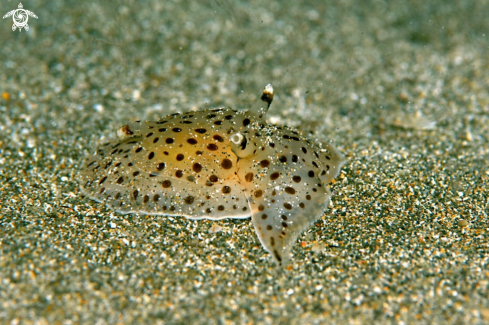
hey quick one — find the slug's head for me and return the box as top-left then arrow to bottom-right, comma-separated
229,131 -> 261,158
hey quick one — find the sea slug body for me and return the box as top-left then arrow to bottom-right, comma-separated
78,85 -> 344,265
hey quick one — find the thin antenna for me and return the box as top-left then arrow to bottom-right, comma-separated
261,84 -> 274,111
249,84 -> 274,119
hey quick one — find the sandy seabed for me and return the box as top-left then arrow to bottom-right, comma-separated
1,1 -> 488,324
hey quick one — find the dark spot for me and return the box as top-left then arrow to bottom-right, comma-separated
184,196 -> 195,204
306,195 -> 312,201
158,128 -> 167,132
148,152 -> 155,160
153,194 -> 160,202
270,172 -> 280,180
162,180 -> 172,188
187,138 -> 197,145
281,215 -> 288,220
243,118 -> 251,126
135,147 -> 143,153
115,192 -> 121,199
282,222 -> 288,228
153,137 -> 159,143
121,125 -> 134,135
116,177 -> 124,184
163,151 -> 169,155
162,206 -> 167,211
172,128 -> 182,133
233,205 -> 237,210
99,187 -> 105,194
187,176 -> 195,182
143,195 -> 149,204
156,163 -> 165,171
285,187 -> 296,195
133,190 -> 139,199
192,163 -> 202,173
245,173 -> 254,182
175,170 -> 183,178
110,149 -> 118,155
270,237 -> 275,246
222,186 -> 231,194
209,175 -> 218,182
166,138 -> 174,144
272,190 -> 277,196
291,137 -> 300,141
279,156 -> 287,163
269,142 -> 275,148
176,154 -> 184,161
224,115 -> 233,120
267,225 -> 273,230
312,161 -> 319,168
314,151 -> 320,159
322,169 -> 327,175
214,121 -> 222,125
146,132 -> 154,138
98,176 -> 108,185
206,114 -> 217,119
283,134 -> 290,140
180,120 -> 192,124
195,128 -> 207,134
325,155 -> 331,160
218,205 -> 225,211
308,170 -> 315,177
283,203 -> 292,210
258,204 -> 265,211
242,207 -> 248,211
292,155 -> 298,163
221,158 -> 233,169
133,171 -> 140,177
262,214 -> 268,220
313,188 -> 317,192
128,162 -> 133,166
207,143 -> 218,151
196,150 -> 203,155
114,162 -> 121,167
213,135 -> 224,142
170,206 -> 175,211
255,190 -> 263,198
274,250 -> 282,263
206,181 -> 213,187
260,160 -> 270,168
299,202 -> 305,208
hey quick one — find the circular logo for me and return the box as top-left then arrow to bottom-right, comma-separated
13,9 -> 28,28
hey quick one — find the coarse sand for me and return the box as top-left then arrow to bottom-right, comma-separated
1,1 -> 488,324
